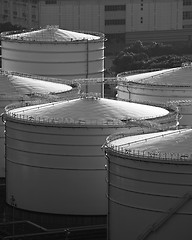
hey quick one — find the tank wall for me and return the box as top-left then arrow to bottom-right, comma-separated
2,60 -> 104,76
1,40 -> 104,52
0,137 -> 4,178
2,39 -> 105,95
6,120 -> 142,215
0,97 -> 25,178
117,84 -> 192,104
1,40 -> 105,79
107,151 -> 192,240
6,161 -> 106,215
2,45 -> 104,62
109,200 -> 192,240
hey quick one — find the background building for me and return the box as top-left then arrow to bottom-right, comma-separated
0,0 -> 192,46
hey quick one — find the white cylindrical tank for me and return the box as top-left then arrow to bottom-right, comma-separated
117,67 -> 192,126
105,129 -> 192,240
1,25 -> 105,95
3,97 -> 178,216
0,71 -> 76,178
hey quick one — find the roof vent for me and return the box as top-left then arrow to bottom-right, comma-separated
46,25 -> 59,30
80,92 -> 101,100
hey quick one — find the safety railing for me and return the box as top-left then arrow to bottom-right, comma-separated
0,88 -> 78,100
3,112 -> 125,127
2,70 -> 116,86
117,68 -> 163,77
3,97 -> 179,130
3,100 -> 178,128
168,99 -> 192,106
105,129 -> 192,162
3,100 -> 124,126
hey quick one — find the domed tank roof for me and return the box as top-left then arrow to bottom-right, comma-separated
0,72 -> 72,96
7,97 -> 170,124
118,66 -> 192,86
107,128 -> 192,161
2,25 -> 101,42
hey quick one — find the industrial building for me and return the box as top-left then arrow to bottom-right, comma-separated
0,0 -> 192,45
104,128 -> 192,240
117,66 -> 192,126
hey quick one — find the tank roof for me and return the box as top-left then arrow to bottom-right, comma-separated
118,66 -> 192,86
107,129 -> 192,162
0,71 -> 72,97
1,25 -> 101,42
6,97 -> 170,126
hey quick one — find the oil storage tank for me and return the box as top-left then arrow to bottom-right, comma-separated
3,96 -> 178,226
105,128 -> 192,240
117,66 -> 192,126
0,71 -> 75,178
1,25 -> 105,95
